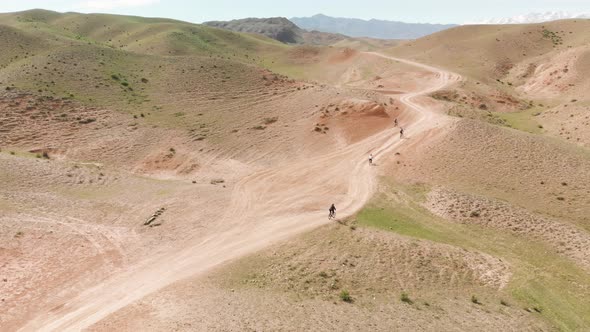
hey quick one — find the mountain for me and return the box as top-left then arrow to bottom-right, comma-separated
471,11 -> 590,25
204,17 -> 305,43
204,17 -> 350,45
290,14 -> 457,39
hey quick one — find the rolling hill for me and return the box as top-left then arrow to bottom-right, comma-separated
385,19 -> 590,150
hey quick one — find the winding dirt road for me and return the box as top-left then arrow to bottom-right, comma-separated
20,54 -> 460,331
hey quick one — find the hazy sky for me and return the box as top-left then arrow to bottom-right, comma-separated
0,0 -> 588,24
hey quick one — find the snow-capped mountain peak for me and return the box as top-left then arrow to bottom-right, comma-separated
467,11 -> 590,25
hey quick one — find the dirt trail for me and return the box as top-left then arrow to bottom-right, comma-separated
19,54 -> 461,331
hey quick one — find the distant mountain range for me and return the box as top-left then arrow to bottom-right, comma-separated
470,11 -> 590,25
290,14 -> 457,39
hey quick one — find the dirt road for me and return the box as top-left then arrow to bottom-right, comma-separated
19,54 -> 460,331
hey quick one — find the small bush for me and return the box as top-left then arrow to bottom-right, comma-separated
319,271 -> 329,278
211,178 -> 225,185
79,118 -> 96,124
169,148 -> 176,153
252,125 -> 266,130
263,117 -> 278,125
471,295 -> 481,305
339,290 -> 352,303
401,292 -> 413,304
42,151 -> 49,159
121,81 -> 129,87
500,299 -> 510,306
111,74 -> 120,81
141,78 -> 149,83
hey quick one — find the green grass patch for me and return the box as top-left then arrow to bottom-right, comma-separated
356,183 -> 590,331
495,108 -> 543,134
339,290 -> 353,303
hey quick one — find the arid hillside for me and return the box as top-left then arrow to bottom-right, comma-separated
1,10 -> 589,332
388,20 -> 590,148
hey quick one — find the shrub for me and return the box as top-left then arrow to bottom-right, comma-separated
319,271 -> 328,278
263,117 -> 278,125
339,290 -> 352,303
111,74 -> 120,81
401,292 -> 413,304
252,125 -> 266,130
79,118 -> 96,124
42,151 -> 49,159
471,295 -> 481,305
141,78 -> 149,83
500,299 -> 510,306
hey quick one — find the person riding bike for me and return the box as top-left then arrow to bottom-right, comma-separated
329,204 -> 336,219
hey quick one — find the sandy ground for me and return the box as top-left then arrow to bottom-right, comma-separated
8,53 -> 460,331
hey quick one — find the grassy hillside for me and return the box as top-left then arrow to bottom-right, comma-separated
0,9 -> 294,114
0,9 -> 284,55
